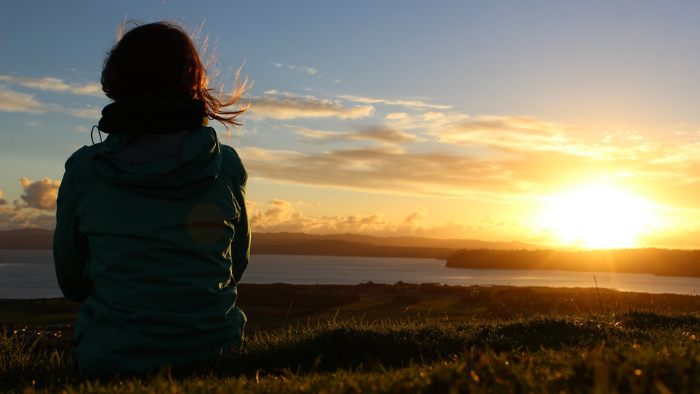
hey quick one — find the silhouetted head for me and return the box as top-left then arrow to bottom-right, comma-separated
101,21 -> 248,132
102,22 -> 204,101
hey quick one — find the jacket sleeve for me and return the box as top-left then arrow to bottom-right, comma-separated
53,151 -> 94,302
222,144 -> 251,284
230,169 -> 250,284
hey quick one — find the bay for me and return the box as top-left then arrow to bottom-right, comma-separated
1,250 -> 699,299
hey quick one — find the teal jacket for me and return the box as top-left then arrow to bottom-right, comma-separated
53,126 -> 250,377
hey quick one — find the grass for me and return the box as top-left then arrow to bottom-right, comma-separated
4,282 -> 699,329
2,283 -> 700,393
2,309 -> 700,393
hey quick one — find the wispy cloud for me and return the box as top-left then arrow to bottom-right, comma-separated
273,63 -> 318,75
238,145 -> 530,199
341,95 -> 452,110
0,75 -> 104,98
0,86 -> 51,113
384,111 -> 471,130
247,90 -> 374,120
295,126 -> 425,144
236,112 -> 591,199
238,122 -> 700,211
0,86 -> 101,119
435,115 -> 573,152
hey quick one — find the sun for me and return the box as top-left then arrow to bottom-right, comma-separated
544,184 -> 652,248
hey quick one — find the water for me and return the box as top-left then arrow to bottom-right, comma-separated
0,250 -> 61,299
2,250 -> 700,299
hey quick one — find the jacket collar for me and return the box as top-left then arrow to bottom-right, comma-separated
98,93 -> 206,134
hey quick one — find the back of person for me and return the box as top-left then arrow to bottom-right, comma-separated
53,22 -> 251,378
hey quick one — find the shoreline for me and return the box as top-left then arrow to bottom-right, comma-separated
2,279 -> 700,302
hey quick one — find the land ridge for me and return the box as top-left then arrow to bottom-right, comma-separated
0,228 -> 540,253
4,228 -> 700,277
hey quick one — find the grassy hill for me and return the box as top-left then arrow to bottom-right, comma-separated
2,310 -> 699,393
2,283 -> 700,393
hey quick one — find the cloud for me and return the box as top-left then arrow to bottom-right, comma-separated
402,206 -> 427,226
232,95 -> 700,212
238,144 -> 538,199
434,116 -> 574,152
0,208 -> 56,230
0,86 -> 101,119
248,200 -> 556,243
247,91 -> 374,120
295,126 -> 424,144
249,199 -> 388,234
383,111 -> 472,131
18,177 -> 60,211
382,112 -> 577,156
25,121 -> 43,127
273,63 -> 318,75
0,75 -> 104,98
341,95 -> 453,110
239,132 -> 700,205
0,179 -> 60,230
0,86 -> 50,113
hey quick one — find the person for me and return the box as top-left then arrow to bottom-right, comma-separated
53,21 -> 251,378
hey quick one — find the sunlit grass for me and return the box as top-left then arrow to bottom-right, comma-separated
2,310 -> 700,393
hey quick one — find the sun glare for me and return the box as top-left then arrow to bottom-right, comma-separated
545,184 -> 652,248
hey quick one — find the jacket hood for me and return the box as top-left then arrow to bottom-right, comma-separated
92,126 -> 223,200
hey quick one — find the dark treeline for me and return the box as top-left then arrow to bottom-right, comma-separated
0,229 -> 456,259
252,239 -> 456,259
446,248 -> 700,277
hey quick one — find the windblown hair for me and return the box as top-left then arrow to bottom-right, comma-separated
101,21 -> 249,134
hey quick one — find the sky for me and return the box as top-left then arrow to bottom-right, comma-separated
2,1 -> 700,248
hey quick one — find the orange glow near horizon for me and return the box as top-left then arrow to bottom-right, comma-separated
544,184 -> 654,249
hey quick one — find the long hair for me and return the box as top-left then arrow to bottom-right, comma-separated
101,21 -> 250,135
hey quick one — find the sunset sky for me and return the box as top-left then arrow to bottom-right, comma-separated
3,1 -> 700,248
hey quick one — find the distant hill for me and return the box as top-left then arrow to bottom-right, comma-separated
0,228 -> 53,250
252,232 -> 541,250
446,248 -> 700,277
0,229 -> 540,259
252,238 -> 455,259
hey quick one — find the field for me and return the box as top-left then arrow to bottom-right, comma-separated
2,283 -> 700,393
